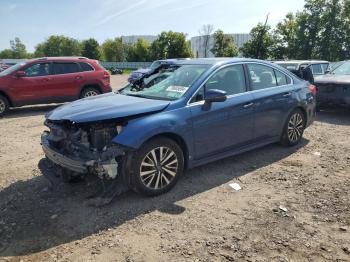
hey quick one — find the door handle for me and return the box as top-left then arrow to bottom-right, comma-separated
243,102 -> 254,109
43,77 -> 52,82
75,76 -> 83,80
282,92 -> 292,97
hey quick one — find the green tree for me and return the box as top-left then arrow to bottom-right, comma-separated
10,37 -> 28,58
101,38 -> 125,61
271,13 -> 298,59
81,38 -> 100,60
0,38 -> 29,58
240,23 -> 274,59
150,31 -> 192,60
33,35 -> 81,57
210,30 -> 239,57
316,0 -> 345,60
0,49 -> 14,59
127,38 -> 150,62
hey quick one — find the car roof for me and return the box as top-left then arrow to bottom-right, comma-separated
28,57 -> 94,63
274,60 -> 329,65
173,57 -> 276,67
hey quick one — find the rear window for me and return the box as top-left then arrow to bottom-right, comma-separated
79,62 -> 94,72
53,63 -> 80,74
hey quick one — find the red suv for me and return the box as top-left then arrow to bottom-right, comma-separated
0,57 -> 111,116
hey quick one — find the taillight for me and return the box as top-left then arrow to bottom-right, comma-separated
103,71 -> 110,78
308,84 -> 317,95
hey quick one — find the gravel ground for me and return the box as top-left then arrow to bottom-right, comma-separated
0,75 -> 349,261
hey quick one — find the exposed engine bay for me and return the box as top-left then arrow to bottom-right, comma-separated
42,119 -> 127,180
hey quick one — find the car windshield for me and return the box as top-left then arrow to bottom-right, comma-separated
0,62 -> 26,76
121,65 -> 209,101
331,61 -> 350,75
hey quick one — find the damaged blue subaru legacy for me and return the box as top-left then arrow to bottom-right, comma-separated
42,58 -> 316,198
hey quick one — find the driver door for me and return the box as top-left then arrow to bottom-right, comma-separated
188,64 -> 255,160
10,62 -> 52,104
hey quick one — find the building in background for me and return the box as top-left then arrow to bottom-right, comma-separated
191,33 -> 251,58
121,35 -> 158,44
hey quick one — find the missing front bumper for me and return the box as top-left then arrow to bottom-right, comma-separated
41,132 -> 88,174
41,132 -> 121,180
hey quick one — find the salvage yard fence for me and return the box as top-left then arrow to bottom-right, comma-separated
100,62 -> 152,70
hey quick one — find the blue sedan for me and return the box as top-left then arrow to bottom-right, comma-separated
42,58 -> 316,197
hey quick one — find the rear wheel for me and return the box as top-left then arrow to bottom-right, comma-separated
0,95 -> 9,117
80,87 -> 101,98
280,108 -> 306,146
129,137 -> 184,196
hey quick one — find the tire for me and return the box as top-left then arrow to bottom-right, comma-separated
0,95 -> 9,117
129,137 -> 184,196
280,108 -> 306,147
80,87 -> 101,98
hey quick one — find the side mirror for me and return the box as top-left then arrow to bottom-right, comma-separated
205,89 -> 227,103
15,71 -> 26,77
202,89 -> 227,110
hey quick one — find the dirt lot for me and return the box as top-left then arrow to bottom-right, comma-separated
0,75 -> 349,262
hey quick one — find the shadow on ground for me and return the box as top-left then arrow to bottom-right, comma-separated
0,139 -> 308,257
1,104 -> 60,119
316,108 -> 350,125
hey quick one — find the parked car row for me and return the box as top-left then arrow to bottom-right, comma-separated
1,55 -> 348,201
274,59 -> 350,110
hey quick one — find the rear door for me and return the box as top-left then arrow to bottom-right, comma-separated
10,62 -> 52,104
50,62 -> 84,99
246,63 -> 297,141
189,64 -> 255,159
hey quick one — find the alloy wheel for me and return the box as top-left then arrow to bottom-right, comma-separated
0,99 -> 6,114
84,90 -> 99,97
287,113 -> 304,143
140,146 -> 179,190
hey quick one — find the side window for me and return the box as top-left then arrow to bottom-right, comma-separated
274,70 -> 289,86
190,65 -> 246,103
321,63 -> 329,73
79,62 -> 94,72
311,64 -> 323,75
53,63 -> 80,75
247,64 -> 277,90
205,65 -> 246,95
24,63 -> 50,77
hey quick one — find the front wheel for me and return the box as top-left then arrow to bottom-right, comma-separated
0,95 -> 9,117
80,87 -> 101,98
129,137 -> 184,196
280,108 -> 306,146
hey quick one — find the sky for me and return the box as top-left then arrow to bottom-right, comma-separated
0,0 -> 306,52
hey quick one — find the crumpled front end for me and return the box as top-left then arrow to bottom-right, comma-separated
41,119 -> 127,180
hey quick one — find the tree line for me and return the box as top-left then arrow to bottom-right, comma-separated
0,30 -> 240,61
241,0 -> 350,61
1,0 -> 349,62
0,31 -> 193,62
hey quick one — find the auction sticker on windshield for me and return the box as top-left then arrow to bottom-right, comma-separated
166,86 -> 189,94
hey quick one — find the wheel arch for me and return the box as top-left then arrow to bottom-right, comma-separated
141,132 -> 190,169
0,90 -> 13,107
296,106 -> 308,123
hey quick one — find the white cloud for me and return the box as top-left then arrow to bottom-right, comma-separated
95,0 -> 147,26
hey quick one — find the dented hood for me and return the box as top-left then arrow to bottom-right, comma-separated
46,92 -> 170,123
